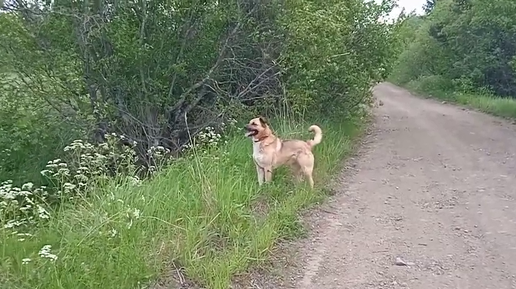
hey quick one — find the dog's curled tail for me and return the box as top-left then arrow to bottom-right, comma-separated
306,125 -> 323,148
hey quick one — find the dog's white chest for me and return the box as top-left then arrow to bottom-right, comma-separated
252,142 -> 263,162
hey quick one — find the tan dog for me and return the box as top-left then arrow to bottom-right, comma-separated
245,117 -> 322,188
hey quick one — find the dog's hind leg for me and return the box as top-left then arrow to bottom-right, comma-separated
291,163 -> 304,183
303,166 -> 314,188
298,154 -> 315,188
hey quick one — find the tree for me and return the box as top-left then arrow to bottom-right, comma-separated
423,0 -> 437,14
0,0 -> 397,183
391,0 -> 516,97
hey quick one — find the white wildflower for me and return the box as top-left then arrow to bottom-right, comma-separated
131,208 -> 141,219
37,205 -> 50,219
127,176 -> 141,186
21,182 -> 34,191
40,169 -> 51,176
17,232 -> 32,242
62,182 -> 76,193
38,245 -> 58,261
17,190 -> 32,197
4,220 -> 24,229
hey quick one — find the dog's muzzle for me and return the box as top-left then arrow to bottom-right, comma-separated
245,125 -> 258,137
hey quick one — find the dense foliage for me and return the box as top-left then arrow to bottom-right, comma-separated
0,0 -> 396,185
390,0 -> 516,98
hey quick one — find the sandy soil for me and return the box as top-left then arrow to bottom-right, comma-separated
237,82 -> 516,289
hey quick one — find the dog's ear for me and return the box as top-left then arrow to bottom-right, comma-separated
258,116 -> 268,127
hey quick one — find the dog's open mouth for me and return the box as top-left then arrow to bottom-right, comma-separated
245,128 -> 258,137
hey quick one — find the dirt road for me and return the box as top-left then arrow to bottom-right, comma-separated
255,83 -> 516,289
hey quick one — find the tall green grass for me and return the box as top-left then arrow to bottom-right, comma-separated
394,75 -> 516,119
0,117 -> 364,289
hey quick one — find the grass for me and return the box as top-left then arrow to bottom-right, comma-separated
0,116 -> 365,289
397,76 -> 516,119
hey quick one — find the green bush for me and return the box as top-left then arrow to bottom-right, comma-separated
389,0 -> 516,120
390,0 -> 516,97
405,75 -> 453,96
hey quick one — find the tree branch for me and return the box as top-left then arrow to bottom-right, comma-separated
167,7 -> 257,119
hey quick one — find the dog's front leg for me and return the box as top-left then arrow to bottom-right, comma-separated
255,164 -> 265,185
264,167 -> 273,183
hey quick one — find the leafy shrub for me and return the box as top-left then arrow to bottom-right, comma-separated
280,0 -> 396,117
0,120 -> 235,235
406,75 -> 453,95
0,0 -> 395,193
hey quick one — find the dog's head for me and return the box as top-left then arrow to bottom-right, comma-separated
245,116 -> 268,138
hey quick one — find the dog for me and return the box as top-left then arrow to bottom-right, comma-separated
245,117 -> 322,188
